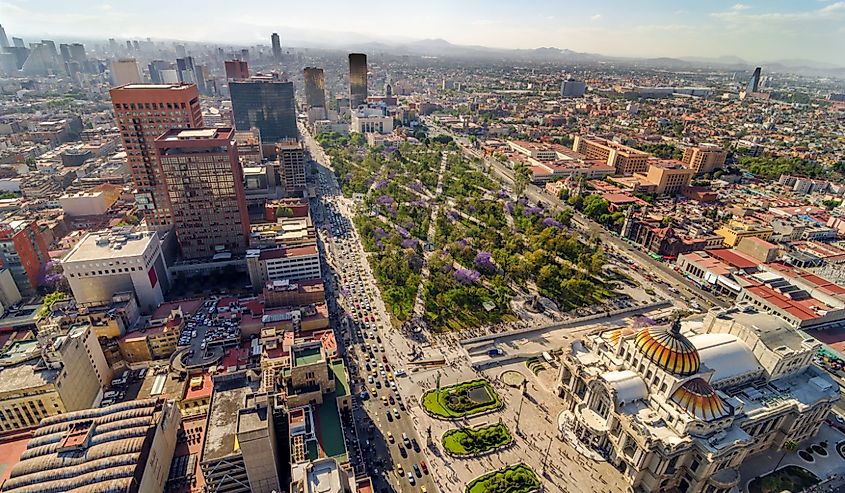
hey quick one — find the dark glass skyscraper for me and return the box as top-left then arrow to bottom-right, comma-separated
229,75 -> 297,143
746,67 -> 761,93
303,67 -> 326,108
271,33 -> 282,61
348,53 -> 368,108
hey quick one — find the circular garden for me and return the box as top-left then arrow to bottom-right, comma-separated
422,379 -> 502,419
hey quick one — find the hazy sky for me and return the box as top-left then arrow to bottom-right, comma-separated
3,0 -> 845,64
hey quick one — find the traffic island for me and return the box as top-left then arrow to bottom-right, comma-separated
421,379 -> 502,419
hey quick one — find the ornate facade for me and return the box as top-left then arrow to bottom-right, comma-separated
557,309 -> 839,493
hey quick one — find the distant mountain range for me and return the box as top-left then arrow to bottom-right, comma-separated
288,36 -> 845,77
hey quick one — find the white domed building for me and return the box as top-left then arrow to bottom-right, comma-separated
557,308 -> 839,493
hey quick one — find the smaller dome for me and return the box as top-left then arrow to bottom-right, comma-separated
606,327 -> 635,346
634,319 -> 700,376
670,378 -> 732,422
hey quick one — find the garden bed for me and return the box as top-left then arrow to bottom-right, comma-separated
442,423 -> 513,456
466,463 -> 540,493
422,379 -> 502,419
747,465 -> 820,493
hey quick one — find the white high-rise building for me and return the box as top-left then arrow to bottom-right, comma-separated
62,229 -> 170,314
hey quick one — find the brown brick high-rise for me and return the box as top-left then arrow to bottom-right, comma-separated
155,128 -> 250,259
109,83 -> 203,231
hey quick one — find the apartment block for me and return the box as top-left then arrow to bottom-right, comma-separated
681,144 -> 727,174
572,135 -> 650,175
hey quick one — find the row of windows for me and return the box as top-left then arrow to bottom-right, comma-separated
117,102 -> 188,110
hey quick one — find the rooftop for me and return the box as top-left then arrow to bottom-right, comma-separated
293,345 -> 323,367
202,376 -> 254,462
3,399 -> 169,493
63,228 -> 156,262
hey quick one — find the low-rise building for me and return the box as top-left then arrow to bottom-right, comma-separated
350,105 -> 393,134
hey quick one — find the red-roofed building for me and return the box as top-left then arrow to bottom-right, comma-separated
737,267 -> 845,329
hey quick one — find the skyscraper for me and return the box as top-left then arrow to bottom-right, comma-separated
176,56 -> 194,83
111,58 -> 142,86
68,43 -> 86,62
109,83 -> 203,231
0,25 -> 9,48
348,53 -> 368,108
225,60 -> 249,80
303,67 -> 326,108
271,33 -> 282,61
147,60 -> 170,84
746,67 -> 761,94
154,127 -> 250,259
229,75 -> 297,143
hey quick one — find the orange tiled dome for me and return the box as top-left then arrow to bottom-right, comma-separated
634,320 -> 700,376
670,378 -> 732,421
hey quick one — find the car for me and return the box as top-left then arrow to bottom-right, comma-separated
420,461 -> 428,475
370,386 -> 377,395
381,395 -> 388,406
407,473 -> 416,485
413,464 -> 422,478
402,433 -> 410,447
388,395 -> 395,404
386,410 -> 393,422
399,446 -> 408,458
359,391 -> 369,400
396,464 -> 404,476
375,380 -> 381,389
367,376 -> 374,384
421,487 -> 427,493
411,438 -> 420,452
387,432 -> 394,443
393,408 -> 400,419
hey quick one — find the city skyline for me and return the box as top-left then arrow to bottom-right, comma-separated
3,0 -> 845,65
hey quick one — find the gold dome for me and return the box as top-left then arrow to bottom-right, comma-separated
670,378 -> 732,421
634,319 -> 700,376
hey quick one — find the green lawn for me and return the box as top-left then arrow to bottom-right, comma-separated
421,379 -> 502,419
748,465 -> 819,493
466,464 -> 540,493
443,423 -> 512,456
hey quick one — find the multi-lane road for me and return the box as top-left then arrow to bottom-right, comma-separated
308,130 -> 438,493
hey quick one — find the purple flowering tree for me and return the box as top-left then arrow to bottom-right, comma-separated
524,206 -> 543,216
473,251 -> 497,274
377,195 -> 394,206
504,201 -> 514,215
542,217 -> 562,229
401,238 -> 417,249
453,268 -> 482,285
396,226 -> 410,238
